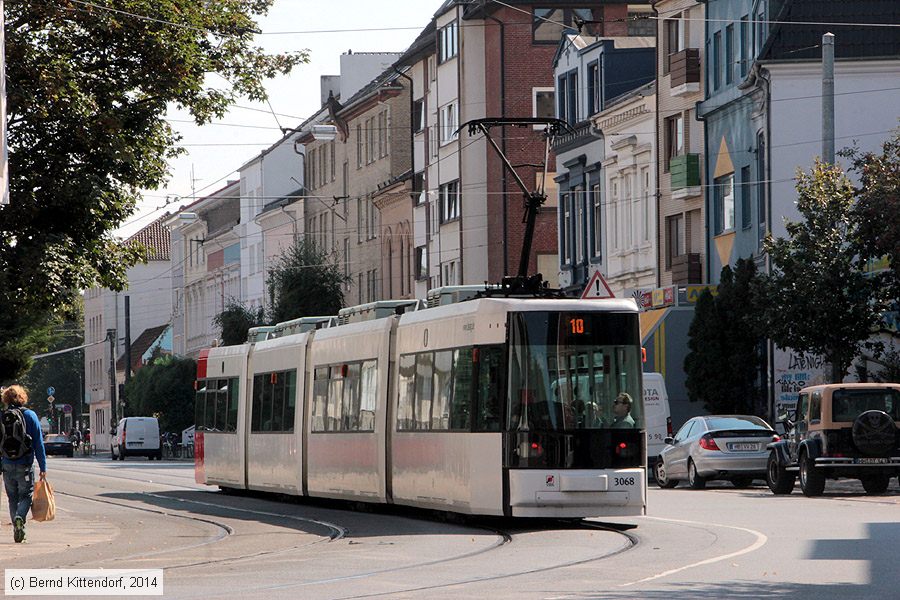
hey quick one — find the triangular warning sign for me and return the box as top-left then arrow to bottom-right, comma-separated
581,270 -> 615,299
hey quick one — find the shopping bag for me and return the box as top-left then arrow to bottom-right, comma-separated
31,479 -> 56,522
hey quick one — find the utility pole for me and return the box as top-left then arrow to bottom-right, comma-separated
0,0 -> 9,207
124,296 -> 132,384
822,33 -> 835,164
107,328 -> 117,430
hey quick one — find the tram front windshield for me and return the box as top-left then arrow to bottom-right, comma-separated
508,311 -> 642,432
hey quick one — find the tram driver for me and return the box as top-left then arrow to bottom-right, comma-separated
610,392 -> 636,428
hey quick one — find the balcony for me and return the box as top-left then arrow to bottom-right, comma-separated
668,48 -> 700,96
671,253 -> 702,285
669,153 -> 701,199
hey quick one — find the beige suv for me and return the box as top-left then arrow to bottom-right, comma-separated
766,384 -> 900,496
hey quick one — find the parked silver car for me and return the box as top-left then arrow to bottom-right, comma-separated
654,415 -> 778,489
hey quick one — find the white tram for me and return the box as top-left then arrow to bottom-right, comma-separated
195,292 -> 647,518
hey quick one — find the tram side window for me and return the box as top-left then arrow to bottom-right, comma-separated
475,346 -> 504,432
397,355 -> 417,430
227,378 -> 239,432
310,360 -> 379,433
326,366 -> 344,431
312,368 -> 329,431
215,381 -> 228,431
415,353 -> 434,430
251,370 -> 297,433
195,384 -> 207,431
432,351 -> 453,429
359,360 -> 377,430
342,363 -> 362,430
451,349 -> 473,429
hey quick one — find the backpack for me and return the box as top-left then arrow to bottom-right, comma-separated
0,407 -> 33,460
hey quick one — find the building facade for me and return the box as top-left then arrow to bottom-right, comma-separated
553,34 -> 655,294
656,0 -> 706,287
594,82 -> 657,298
84,215 -> 172,449
300,65 -> 412,307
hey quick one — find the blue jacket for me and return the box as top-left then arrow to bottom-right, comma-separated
1,408 -> 47,473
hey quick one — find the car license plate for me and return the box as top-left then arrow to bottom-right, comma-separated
856,457 -> 890,464
729,443 -> 758,451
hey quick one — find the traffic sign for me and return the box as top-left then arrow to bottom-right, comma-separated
62,404 -> 72,414
581,270 -> 615,300
47,395 -> 55,404
55,403 -> 65,410
47,386 -> 55,396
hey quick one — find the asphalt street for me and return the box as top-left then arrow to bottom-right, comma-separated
2,456 -> 898,599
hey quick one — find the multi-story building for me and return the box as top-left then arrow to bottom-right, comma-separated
552,34 -> 655,294
410,1 -> 654,297
593,81 -> 657,298
656,0 -> 706,287
299,63 -> 412,306
698,1 -> 900,282
83,214 -> 171,449
168,181 -> 242,357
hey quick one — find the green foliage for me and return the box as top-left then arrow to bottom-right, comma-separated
843,128 -> 900,308
0,1 -> 307,379
20,301 -> 85,425
213,299 -> 265,346
267,238 -> 350,325
757,160 -> 886,383
123,355 -> 197,434
684,260 -> 764,415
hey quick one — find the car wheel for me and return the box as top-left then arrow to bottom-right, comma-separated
655,460 -> 678,489
67,452 -> 74,458
766,452 -> 795,495
731,476 -> 754,488
861,475 -> 890,495
688,459 -> 707,489
799,452 -> 825,496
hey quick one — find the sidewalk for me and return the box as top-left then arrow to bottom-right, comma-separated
1,506 -> 119,560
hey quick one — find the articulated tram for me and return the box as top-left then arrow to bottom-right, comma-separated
194,290 -> 647,518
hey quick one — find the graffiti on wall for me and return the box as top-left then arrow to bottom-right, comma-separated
774,347 -> 827,416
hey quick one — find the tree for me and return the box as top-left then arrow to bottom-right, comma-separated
267,239 -> 350,325
20,303 -> 85,429
684,259 -> 765,415
757,160 -> 886,383
843,128 -> 900,311
0,1 -> 307,380
123,355 -> 196,434
213,299 -> 265,347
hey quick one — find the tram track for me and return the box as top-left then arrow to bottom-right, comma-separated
52,462 -> 638,599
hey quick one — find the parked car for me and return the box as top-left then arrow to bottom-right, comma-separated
111,417 -> 162,460
655,415 -> 778,489
44,433 -> 74,458
767,383 -> 900,497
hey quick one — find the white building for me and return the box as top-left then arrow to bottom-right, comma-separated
83,214 -> 172,449
593,82 -> 657,299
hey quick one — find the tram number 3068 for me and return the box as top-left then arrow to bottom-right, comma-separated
614,476 -> 636,487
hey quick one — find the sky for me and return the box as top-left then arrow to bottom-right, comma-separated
118,1 -> 439,238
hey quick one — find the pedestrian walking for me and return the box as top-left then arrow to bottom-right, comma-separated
1,385 -> 47,543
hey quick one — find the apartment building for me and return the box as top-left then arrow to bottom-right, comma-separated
300,64 -> 412,306
553,34 -> 655,294
83,214 -> 171,449
656,0 -> 705,287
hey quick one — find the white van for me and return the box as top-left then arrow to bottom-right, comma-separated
111,417 -> 161,461
642,373 -> 672,464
